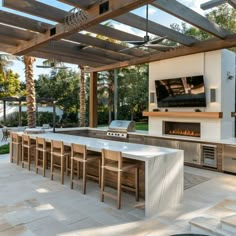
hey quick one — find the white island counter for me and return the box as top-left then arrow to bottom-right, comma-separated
28,132 -> 184,217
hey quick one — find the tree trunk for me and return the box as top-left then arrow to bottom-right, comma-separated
79,65 -> 86,127
24,56 -> 36,128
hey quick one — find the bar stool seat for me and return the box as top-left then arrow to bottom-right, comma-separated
50,140 -> 70,184
101,149 -> 139,209
10,132 -> 22,165
70,143 -> 101,194
21,134 -> 36,171
35,137 -> 51,177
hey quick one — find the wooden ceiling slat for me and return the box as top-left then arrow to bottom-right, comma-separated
151,0 -> 230,39
40,40 -> 119,65
0,24 -> 35,41
87,33 -> 236,72
3,0 -> 65,23
0,35 -> 21,46
57,0 -> 97,10
28,51 -> 104,67
200,0 -> 226,10
87,24 -> 143,42
67,34 -> 146,58
229,0 -> 236,8
80,47 -> 134,61
114,13 -> 198,46
0,10 -> 50,33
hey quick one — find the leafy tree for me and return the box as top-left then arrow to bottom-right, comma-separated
0,69 -> 21,98
170,4 -> 236,47
36,69 -> 80,125
118,64 -> 148,121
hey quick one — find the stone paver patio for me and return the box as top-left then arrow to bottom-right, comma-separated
1,148 -> 236,236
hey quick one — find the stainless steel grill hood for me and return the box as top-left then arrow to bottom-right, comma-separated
107,120 -> 136,138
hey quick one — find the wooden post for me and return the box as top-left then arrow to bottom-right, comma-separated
114,69 -> 118,120
3,100 -> 6,125
89,72 -> 98,128
53,101 -> 56,133
19,100 -> 22,126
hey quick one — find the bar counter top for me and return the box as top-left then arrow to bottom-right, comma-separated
18,131 -> 183,217
31,132 -> 180,162
54,127 -> 236,146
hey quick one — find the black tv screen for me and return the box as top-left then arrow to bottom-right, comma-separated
155,75 -> 206,107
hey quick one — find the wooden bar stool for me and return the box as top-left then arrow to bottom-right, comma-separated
101,149 -> 139,209
21,134 -> 36,171
10,132 -> 22,165
50,140 -> 70,184
70,143 -> 101,194
35,137 -> 51,177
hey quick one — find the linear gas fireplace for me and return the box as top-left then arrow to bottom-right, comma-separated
163,121 -> 200,137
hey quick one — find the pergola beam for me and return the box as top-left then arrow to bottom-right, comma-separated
151,0 -> 230,39
200,0 -> 236,10
114,12 -> 198,46
0,11 -> 145,59
3,0 -> 155,55
58,0 -> 97,10
28,51 -> 105,67
86,33 -> 236,72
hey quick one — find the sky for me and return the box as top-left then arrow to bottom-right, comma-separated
0,0 -> 209,81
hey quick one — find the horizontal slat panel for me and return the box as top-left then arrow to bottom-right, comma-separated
28,51 -> 105,67
0,10 -> 50,33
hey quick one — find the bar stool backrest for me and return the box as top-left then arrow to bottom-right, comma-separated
22,134 -> 32,147
102,149 -> 123,170
71,143 -> 86,160
51,140 -> 64,155
11,132 -> 21,144
36,137 -> 46,150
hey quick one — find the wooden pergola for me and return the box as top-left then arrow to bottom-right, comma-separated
0,0 -> 235,127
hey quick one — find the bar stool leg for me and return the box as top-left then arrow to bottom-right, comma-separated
117,171 -> 121,209
98,159 -> 101,187
61,156 -> 64,184
50,154 -> 54,180
35,149 -> 39,174
101,167 -> 105,202
22,146 -> 24,168
17,144 -> 21,165
43,151 -> 46,177
135,167 -> 139,201
71,158 -> 74,189
28,148 -> 30,171
82,161 -> 86,194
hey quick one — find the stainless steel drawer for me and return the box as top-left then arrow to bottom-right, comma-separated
223,156 -> 236,173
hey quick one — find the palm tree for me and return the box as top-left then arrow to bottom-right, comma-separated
24,56 -> 36,128
79,65 -> 86,127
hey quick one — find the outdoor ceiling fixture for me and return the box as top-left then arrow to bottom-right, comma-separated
36,59 -> 70,69
64,7 -> 88,32
120,4 -> 174,52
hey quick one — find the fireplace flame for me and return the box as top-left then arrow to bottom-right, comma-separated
169,129 -> 200,137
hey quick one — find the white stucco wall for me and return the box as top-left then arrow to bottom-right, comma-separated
148,49 -> 235,139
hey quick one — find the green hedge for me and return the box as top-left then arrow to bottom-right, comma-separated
0,144 -> 10,154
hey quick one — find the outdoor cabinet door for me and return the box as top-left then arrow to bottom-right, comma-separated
179,141 -> 201,164
223,144 -> 236,173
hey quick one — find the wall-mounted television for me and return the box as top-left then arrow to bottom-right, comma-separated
155,75 -> 206,107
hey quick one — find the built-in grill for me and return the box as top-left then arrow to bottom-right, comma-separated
107,120 -> 136,138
